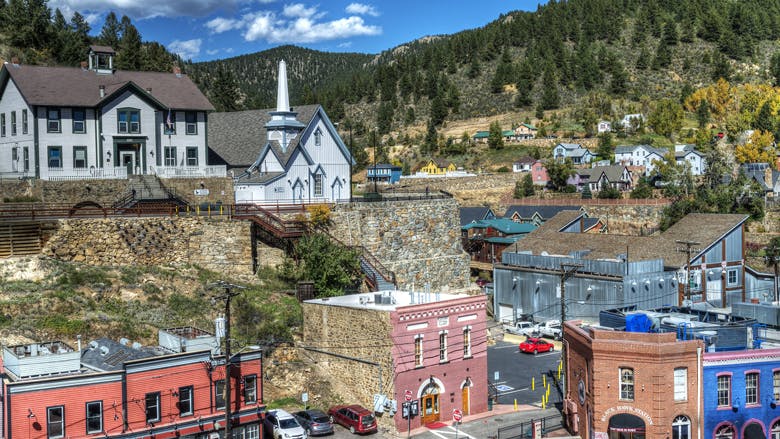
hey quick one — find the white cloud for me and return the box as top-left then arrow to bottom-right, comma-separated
206,16 -> 246,33
345,3 -> 379,17
232,4 -> 380,43
48,0 -> 261,19
206,49 -> 220,55
337,41 -> 352,48
282,3 -> 317,19
168,38 -> 202,60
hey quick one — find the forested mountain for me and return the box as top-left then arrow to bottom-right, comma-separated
192,0 -> 780,143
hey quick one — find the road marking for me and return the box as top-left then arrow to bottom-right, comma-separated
493,344 -> 519,349
427,426 -> 476,439
495,384 -> 514,392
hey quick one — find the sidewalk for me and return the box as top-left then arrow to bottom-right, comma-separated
403,403 -> 565,438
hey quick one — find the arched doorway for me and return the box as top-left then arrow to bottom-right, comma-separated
715,423 -> 735,439
771,420 -> 780,439
420,381 -> 440,425
608,413 -> 645,439
744,421 -> 765,439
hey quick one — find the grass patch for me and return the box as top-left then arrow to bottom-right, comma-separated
266,397 -> 304,410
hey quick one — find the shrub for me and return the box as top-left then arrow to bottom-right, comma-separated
496,166 -> 510,173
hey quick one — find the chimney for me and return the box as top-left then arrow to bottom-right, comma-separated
146,87 -> 152,94
11,56 -> 19,66
80,61 -> 87,70
173,65 -> 182,77
99,85 -> 105,98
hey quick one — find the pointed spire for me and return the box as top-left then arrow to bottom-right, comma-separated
277,60 -> 289,112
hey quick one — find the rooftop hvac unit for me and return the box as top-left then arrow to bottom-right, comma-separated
99,346 -> 109,356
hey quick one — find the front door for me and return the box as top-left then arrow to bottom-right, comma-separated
121,151 -> 136,175
462,385 -> 470,415
420,394 -> 439,425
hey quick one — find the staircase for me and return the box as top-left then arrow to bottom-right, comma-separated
113,175 -> 187,209
361,258 -> 396,291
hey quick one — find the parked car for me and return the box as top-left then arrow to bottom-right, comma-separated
328,404 -> 378,434
503,321 -> 540,337
293,409 -> 334,437
536,320 -> 562,340
264,409 -> 307,439
519,337 -> 554,355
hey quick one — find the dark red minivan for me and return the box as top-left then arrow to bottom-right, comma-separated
327,404 -> 377,434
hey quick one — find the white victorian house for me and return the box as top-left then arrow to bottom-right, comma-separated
674,144 -> 707,175
209,61 -> 354,204
614,144 -> 668,176
0,46 -> 219,181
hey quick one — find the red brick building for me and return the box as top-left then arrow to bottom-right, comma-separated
1,328 -> 264,439
564,321 -> 703,438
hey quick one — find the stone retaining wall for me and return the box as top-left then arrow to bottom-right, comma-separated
41,217 -> 252,275
302,302 -> 395,431
1,177 -> 234,207
330,198 -> 471,291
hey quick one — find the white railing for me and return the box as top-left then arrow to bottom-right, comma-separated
151,165 -> 227,179
46,167 -> 128,181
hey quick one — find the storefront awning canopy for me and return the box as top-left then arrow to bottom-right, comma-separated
608,413 -> 645,432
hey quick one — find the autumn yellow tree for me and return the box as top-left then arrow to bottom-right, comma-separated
734,130 -> 777,164
684,78 -> 736,122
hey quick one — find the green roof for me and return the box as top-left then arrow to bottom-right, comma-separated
486,235 -> 526,244
473,131 -> 489,138
521,123 -> 537,130
462,218 -> 537,235
502,130 -> 515,137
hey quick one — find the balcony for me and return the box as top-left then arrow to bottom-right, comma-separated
152,165 -> 227,179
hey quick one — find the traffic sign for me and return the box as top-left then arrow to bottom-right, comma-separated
452,409 -> 463,422
404,390 -> 413,402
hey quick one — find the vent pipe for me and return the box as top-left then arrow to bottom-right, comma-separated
99,85 -> 105,98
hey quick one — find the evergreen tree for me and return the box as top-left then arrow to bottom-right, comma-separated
648,99 -> 684,138
609,61 -> 628,96
581,184 -> 592,199
630,179 -> 653,199
2,0 -> 52,50
116,16 -> 142,70
429,94 -> 447,126
210,65 -> 242,112
423,119 -> 438,155
596,133 -> 613,162
488,121 -> 504,150
697,100 -> 710,129
514,173 -> 535,198
466,57 -> 481,79
540,67 -> 559,110
59,12 -> 91,66
100,12 -> 121,49
635,46 -> 650,70
141,42 -> 175,72
771,52 -> 780,86
755,101 -> 776,133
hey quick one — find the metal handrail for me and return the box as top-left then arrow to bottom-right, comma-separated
326,231 -> 396,287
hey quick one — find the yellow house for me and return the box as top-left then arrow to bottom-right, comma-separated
416,159 -> 456,175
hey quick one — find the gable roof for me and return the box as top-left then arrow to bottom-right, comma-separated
510,211 -> 748,269
1,64 -> 213,110
462,218 -> 537,235
504,205 -> 580,220
556,143 -> 582,150
614,144 -> 668,157
520,123 -> 537,130
473,131 -> 489,138
674,145 -> 703,159
207,105 -> 319,168
515,156 -> 536,165
459,207 -> 494,226
583,165 -> 629,182
569,148 -> 594,158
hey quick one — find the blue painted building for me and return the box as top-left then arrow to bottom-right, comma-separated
366,163 -> 402,184
703,348 -> 780,439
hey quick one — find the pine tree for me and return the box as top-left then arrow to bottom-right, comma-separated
116,16 -> 142,71
423,119 -> 438,155
540,67 -> 559,110
755,101 -> 775,133
487,121 -> 504,150
596,133 -> 613,162
521,173 -> 535,197
697,100 -> 710,129
581,184 -> 592,199
210,65 -> 242,112
100,12 -> 121,49
771,52 -> 780,86
59,12 -> 91,66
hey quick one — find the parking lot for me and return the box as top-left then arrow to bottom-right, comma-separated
488,334 -> 563,407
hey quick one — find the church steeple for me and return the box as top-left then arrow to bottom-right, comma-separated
266,60 -> 304,153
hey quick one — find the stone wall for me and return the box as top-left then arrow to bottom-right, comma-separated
159,177 -> 235,205
1,177 -> 234,207
329,198 -> 471,291
41,217 -> 252,275
586,204 -> 667,235
302,302 -> 396,431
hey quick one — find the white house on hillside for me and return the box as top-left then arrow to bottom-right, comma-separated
0,46 -> 218,180
614,144 -> 668,176
674,144 -> 707,175
552,143 -> 595,165
211,61 -> 354,204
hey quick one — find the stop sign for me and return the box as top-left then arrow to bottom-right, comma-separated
404,390 -> 413,402
452,409 -> 463,422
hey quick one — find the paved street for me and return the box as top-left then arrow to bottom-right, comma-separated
488,335 -> 563,407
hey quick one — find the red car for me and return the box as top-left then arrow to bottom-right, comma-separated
327,404 -> 377,434
519,337 -> 554,355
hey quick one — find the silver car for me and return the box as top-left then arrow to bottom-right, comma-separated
293,409 -> 334,436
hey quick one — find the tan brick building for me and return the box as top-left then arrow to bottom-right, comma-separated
564,321 -> 703,438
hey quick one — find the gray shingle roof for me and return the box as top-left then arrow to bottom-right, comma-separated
2,64 -> 213,110
504,205 -> 580,220
459,207 -> 494,226
513,211 -> 748,269
207,105 -> 319,169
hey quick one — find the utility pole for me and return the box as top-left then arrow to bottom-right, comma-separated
675,240 -> 701,305
559,263 -> 582,401
373,129 -> 379,194
210,281 -> 245,439
765,241 -> 780,303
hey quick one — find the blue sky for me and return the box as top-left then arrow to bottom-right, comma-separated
48,0 -> 541,62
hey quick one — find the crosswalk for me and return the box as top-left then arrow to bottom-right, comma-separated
427,424 -> 477,439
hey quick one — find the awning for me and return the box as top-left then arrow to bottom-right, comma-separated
608,413 -> 645,433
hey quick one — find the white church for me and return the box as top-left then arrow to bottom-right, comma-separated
208,60 -> 355,204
